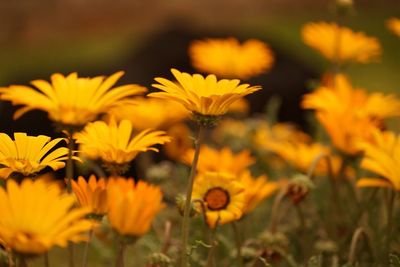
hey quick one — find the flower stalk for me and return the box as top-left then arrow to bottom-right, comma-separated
179,124 -> 205,267
115,239 -> 127,267
66,130 -> 75,267
232,222 -> 243,267
82,228 -> 94,267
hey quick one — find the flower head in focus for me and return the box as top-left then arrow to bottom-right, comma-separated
107,177 -> 164,237
189,38 -> 274,79
149,69 -> 261,117
386,18 -> 400,37
0,72 -> 147,128
182,145 -> 255,175
192,172 -> 245,228
75,119 -> 171,173
239,170 -> 279,214
0,178 -> 91,254
71,175 -> 108,217
0,133 -> 70,179
302,22 -> 381,64
357,130 -> 400,190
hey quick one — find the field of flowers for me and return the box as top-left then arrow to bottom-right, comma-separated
0,1 -> 399,267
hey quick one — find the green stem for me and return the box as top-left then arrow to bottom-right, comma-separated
82,228 -> 94,267
232,222 -> 243,267
179,125 -> 205,267
269,188 -> 287,233
115,240 -> 127,267
348,227 -> 374,264
295,204 -> 305,231
44,252 -> 50,267
385,190 -> 396,264
206,226 -> 217,267
66,131 -> 75,267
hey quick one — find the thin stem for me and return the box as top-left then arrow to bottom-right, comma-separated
161,221 -> 172,254
81,228 -> 94,267
179,125 -> 205,267
8,251 -> 14,267
348,227 -> 365,263
269,188 -> 287,233
115,240 -> 127,267
206,225 -> 218,267
295,204 -> 305,231
44,252 -> 50,267
66,131 -> 75,267
385,190 -> 396,265
306,152 -> 328,180
232,222 -> 243,267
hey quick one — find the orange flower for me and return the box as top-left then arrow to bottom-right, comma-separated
71,175 -> 108,216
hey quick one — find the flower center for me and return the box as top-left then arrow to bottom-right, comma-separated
204,187 -> 230,211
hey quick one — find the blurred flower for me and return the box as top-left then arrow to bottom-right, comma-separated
164,123 -> 192,161
71,175 -> 108,217
75,119 -> 171,173
107,177 -> 164,236
302,74 -> 400,154
357,130 -> 400,190
0,133 -> 69,179
386,18 -> 400,37
302,22 -> 381,64
0,178 -> 91,254
285,174 -> 315,204
0,72 -> 146,128
107,97 -> 188,131
269,141 -> 343,175
189,38 -> 274,79
227,97 -> 250,115
253,122 -> 310,152
182,145 -> 255,175
212,118 -> 249,145
192,172 -> 245,228
149,69 -> 261,116
239,170 -> 279,214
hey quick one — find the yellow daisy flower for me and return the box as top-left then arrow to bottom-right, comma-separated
192,172 -> 245,228
302,22 -> 381,64
0,178 -> 92,254
357,130 -> 400,190
71,175 -> 108,216
149,69 -> 261,116
239,170 -> 279,214
182,145 -> 255,175
107,97 -> 188,131
302,74 -> 400,155
189,38 -> 274,79
107,177 -> 164,236
386,18 -> 400,37
75,119 -> 171,168
0,133 -> 69,179
0,72 -> 147,127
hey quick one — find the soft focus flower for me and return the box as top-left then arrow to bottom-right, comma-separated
149,69 -> 261,116
182,145 -> 255,175
0,133 -> 69,179
302,74 -> 400,155
253,122 -> 310,152
357,130 -> 400,190
189,38 -> 274,79
0,72 -> 146,127
107,97 -> 188,131
386,18 -> 400,37
75,119 -> 171,169
71,175 -> 108,216
302,22 -> 381,64
164,123 -> 192,161
239,170 -> 279,214
0,178 -> 92,254
269,141 -> 343,175
107,177 -> 164,236
192,172 -> 245,228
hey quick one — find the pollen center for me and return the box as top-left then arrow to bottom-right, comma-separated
204,187 -> 230,211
